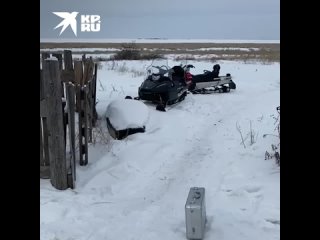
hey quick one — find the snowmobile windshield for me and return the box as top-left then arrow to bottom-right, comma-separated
175,59 -> 195,73
146,59 -> 170,77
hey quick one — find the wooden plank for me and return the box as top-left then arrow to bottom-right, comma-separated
61,50 -> 71,98
92,63 -> 98,126
74,61 -> 83,112
62,101 -> 67,149
41,53 -> 50,70
40,165 -> 50,179
88,58 -> 94,82
74,61 -> 83,85
41,57 -> 50,109
83,61 -> 89,85
42,117 -> 50,166
83,85 -> 89,165
79,87 -> 85,166
83,60 -> 94,84
87,81 -> 93,143
62,51 -> 74,99
43,59 -> 68,190
40,69 -> 45,101
63,50 -> 73,71
52,53 -> 63,70
60,70 -> 75,83
78,86 -> 89,166
66,83 -> 76,187
40,99 -> 47,117
40,118 -> 44,165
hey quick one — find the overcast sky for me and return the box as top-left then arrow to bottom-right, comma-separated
40,0 -> 279,40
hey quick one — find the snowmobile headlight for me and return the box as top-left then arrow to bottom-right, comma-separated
152,75 -> 160,81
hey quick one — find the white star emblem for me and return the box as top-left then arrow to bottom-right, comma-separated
53,12 -> 79,36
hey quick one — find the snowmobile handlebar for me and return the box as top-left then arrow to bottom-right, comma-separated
183,64 -> 195,69
183,64 -> 195,68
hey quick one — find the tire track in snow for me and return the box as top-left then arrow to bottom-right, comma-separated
133,93 -> 275,240
111,97 -> 239,239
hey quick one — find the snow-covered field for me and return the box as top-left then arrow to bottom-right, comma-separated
40,47 -> 260,53
40,58 -> 280,240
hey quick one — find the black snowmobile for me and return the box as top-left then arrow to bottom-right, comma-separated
137,60 -> 189,111
186,64 -> 236,94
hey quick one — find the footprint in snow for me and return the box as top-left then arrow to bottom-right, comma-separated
244,185 -> 261,193
265,218 -> 280,225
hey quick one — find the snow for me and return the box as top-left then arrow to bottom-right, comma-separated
40,38 -> 280,44
45,57 -> 58,61
106,99 -> 149,130
41,47 -> 261,53
40,58 -> 280,240
185,47 -> 261,52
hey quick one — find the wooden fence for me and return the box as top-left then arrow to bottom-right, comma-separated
40,50 -> 98,190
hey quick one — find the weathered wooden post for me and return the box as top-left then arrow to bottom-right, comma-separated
66,82 -> 76,188
41,52 -> 50,62
40,69 -> 45,167
64,50 -> 73,71
74,60 -> 83,112
79,86 -> 89,166
74,60 -> 87,165
52,53 -> 63,70
40,68 -> 50,179
92,63 -> 98,127
61,50 -> 74,146
83,59 -> 95,143
40,118 -> 44,165
43,59 -> 68,190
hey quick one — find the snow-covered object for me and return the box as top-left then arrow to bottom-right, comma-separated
106,99 -> 149,131
46,57 -> 58,61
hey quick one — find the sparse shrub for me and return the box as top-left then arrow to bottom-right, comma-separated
111,42 -> 163,60
106,60 -> 118,70
236,122 -> 246,148
117,62 -> 129,73
140,53 -> 164,60
96,57 -> 108,62
112,42 -> 141,60
236,120 -> 258,148
264,106 -> 280,166
249,120 -> 258,145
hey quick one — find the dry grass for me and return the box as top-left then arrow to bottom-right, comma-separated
40,42 -> 279,63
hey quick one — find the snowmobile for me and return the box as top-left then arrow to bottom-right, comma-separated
137,59 -> 189,111
185,64 -> 236,94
